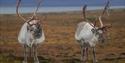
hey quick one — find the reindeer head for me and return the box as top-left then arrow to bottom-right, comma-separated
27,18 -> 42,38
92,1 -> 111,43
16,0 -> 43,38
82,1 -> 111,43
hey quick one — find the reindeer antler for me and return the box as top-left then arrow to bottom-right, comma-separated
26,0 -> 43,24
102,1 -> 110,16
99,0 -> 110,27
33,0 -> 43,16
17,0 -> 43,21
82,4 -> 87,21
16,0 -> 26,21
27,0 -> 43,23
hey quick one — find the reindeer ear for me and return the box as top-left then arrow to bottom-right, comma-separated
27,22 -> 32,26
104,24 -> 112,29
98,24 -> 111,32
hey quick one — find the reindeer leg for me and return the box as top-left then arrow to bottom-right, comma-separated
83,47 -> 87,63
92,47 -> 97,63
34,45 -> 39,63
29,47 -> 32,58
80,46 -> 83,62
23,45 -> 28,63
86,47 -> 89,62
80,46 -> 87,63
28,44 -> 33,62
32,45 -> 35,62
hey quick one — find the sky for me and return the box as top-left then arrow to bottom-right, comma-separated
0,0 -> 125,7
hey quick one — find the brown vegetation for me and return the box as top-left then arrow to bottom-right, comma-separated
0,9 -> 125,63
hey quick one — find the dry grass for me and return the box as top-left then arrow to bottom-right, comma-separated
0,9 -> 125,63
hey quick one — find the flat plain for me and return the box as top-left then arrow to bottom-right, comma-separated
0,9 -> 125,63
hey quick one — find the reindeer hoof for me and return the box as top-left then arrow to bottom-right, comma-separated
34,61 -> 39,63
22,61 -> 27,63
93,60 -> 98,63
96,60 -> 98,63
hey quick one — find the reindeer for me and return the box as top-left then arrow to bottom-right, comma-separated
75,1 -> 110,63
17,0 -> 45,63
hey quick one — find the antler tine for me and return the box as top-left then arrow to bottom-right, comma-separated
16,0 -> 26,21
99,0 -> 110,27
82,4 -> 87,21
33,0 -> 43,17
27,0 -> 43,23
102,0 -> 110,16
99,16 -> 103,27
106,1 -> 110,16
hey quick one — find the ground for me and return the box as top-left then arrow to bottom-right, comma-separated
0,9 -> 125,63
